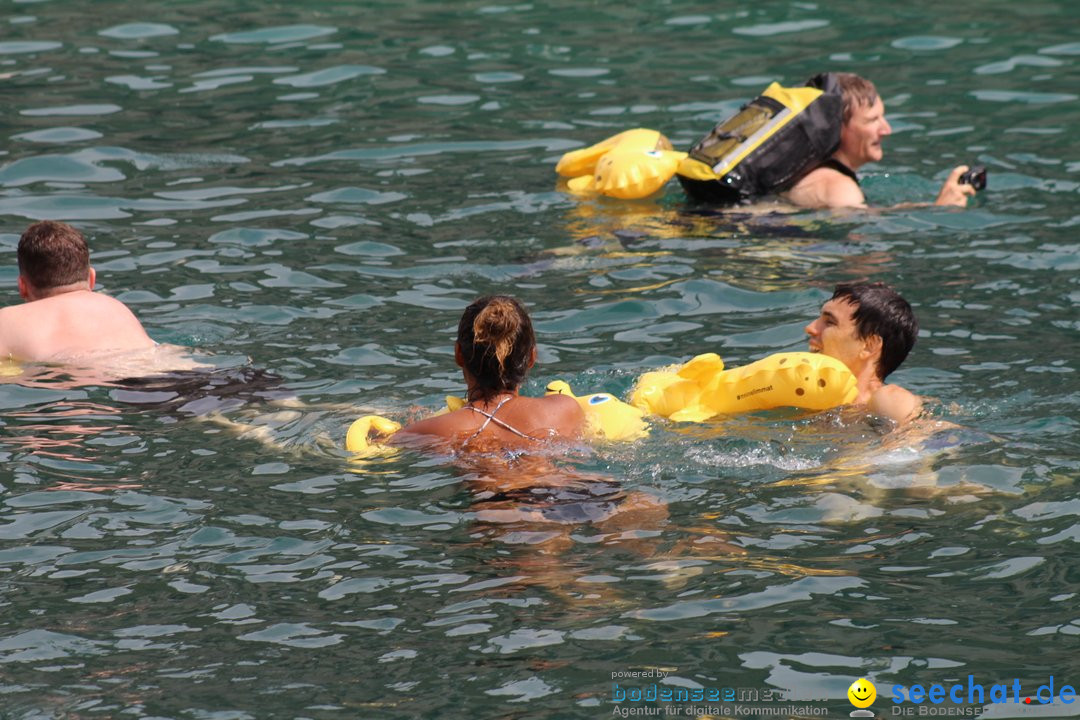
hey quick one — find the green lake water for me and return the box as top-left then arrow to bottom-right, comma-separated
1,1 -> 1079,718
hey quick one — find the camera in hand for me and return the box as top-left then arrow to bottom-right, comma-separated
958,165 -> 987,191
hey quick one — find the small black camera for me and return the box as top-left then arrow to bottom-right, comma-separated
958,165 -> 987,191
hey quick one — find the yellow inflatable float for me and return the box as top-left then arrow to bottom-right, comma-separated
555,128 -> 687,200
346,354 -> 857,453
631,352 -> 857,422
345,383 -> 647,455
544,380 -> 648,441
556,77 -> 843,202
345,414 -> 402,457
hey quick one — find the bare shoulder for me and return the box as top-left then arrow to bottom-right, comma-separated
0,301 -> 25,319
78,291 -> 142,314
506,393 -> 585,439
404,394 -> 585,444
868,384 -> 922,425
786,167 -> 866,209
542,392 -> 585,419
0,301 -> 38,357
541,393 -> 586,436
77,292 -> 151,330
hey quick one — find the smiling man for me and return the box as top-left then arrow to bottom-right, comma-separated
785,73 -> 976,209
805,281 -> 921,424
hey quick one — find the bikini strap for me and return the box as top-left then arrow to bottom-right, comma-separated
462,395 -> 539,446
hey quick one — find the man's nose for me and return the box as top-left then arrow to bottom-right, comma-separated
881,117 -> 893,136
804,321 -> 816,336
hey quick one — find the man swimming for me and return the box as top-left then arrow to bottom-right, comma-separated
805,281 -> 922,424
785,73 -> 976,209
0,220 -> 155,362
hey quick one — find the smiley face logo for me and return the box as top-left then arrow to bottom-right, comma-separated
848,678 -> 876,708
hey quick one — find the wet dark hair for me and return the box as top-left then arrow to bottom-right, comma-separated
834,73 -> 879,125
457,295 -> 536,402
832,282 -> 918,380
17,221 -> 91,290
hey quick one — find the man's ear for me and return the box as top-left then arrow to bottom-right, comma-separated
860,334 -> 883,360
528,346 -> 537,369
17,275 -> 30,300
87,266 -> 96,290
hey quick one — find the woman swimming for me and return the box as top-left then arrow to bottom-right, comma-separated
389,297 -> 669,605
393,295 -> 585,450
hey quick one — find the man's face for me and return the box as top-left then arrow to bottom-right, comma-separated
805,298 -> 869,373
839,96 -> 891,168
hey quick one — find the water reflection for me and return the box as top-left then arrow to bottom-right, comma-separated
2,400 -> 125,470
463,454 -> 662,581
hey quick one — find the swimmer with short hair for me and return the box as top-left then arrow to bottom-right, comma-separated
0,221 -> 155,362
805,281 -> 922,424
785,73 -> 976,209
394,295 -> 585,449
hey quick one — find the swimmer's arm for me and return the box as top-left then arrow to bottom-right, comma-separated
868,384 -> 923,426
873,166 -> 978,211
389,413 -> 455,445
0,310 -> 16,360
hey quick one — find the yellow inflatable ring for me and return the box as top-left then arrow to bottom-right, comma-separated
556,128 -> 688,200
631,351 -> 858,422
544,380 -> 648,441
345,414 -> 402,456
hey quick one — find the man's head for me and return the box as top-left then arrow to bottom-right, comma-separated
805,282 -> 918,381
17,221 -> 94,299
834,72 -> 891,169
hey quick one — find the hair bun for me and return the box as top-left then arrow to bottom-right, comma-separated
473,298 -> 521,371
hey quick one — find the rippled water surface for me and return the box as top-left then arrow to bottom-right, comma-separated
2,2 -> 1079,718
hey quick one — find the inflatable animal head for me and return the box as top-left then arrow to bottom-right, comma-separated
556,128 -> 687,200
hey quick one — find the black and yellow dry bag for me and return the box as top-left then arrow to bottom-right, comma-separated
676,73 -> 843,204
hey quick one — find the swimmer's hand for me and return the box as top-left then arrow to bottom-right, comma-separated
934,165 -> 979,207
